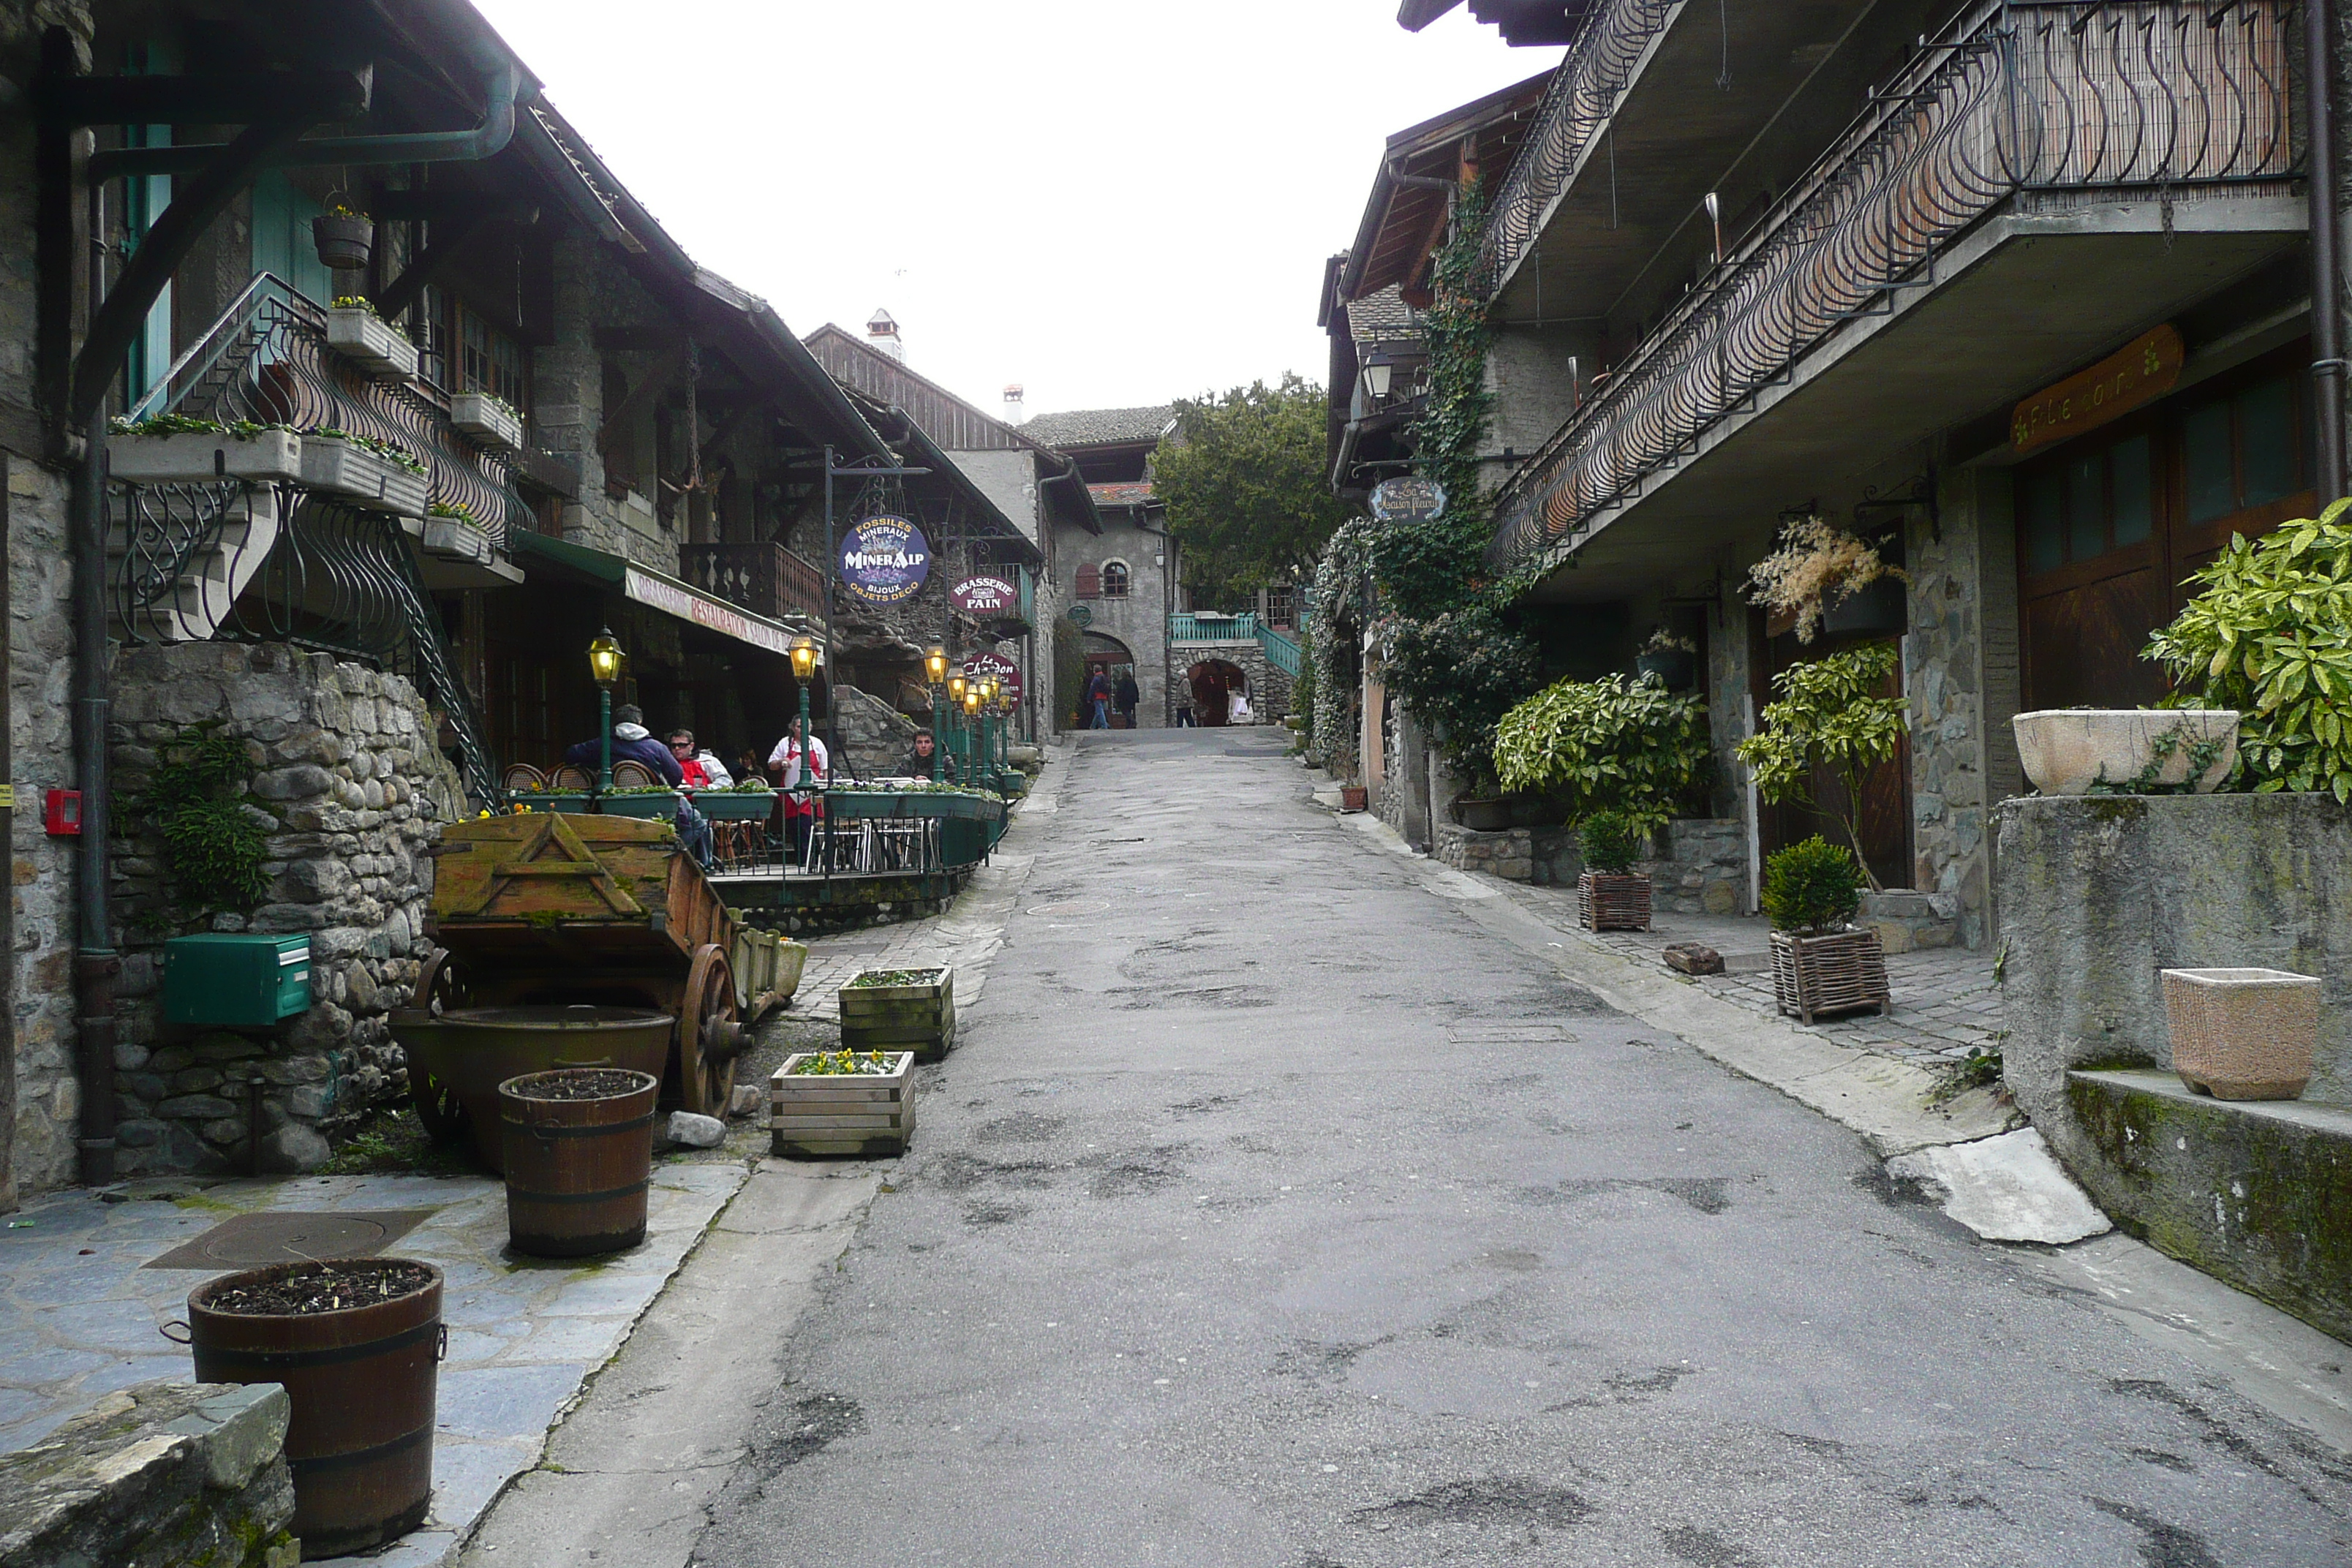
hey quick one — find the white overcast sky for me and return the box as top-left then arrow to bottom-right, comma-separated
467,1 -> 1558,419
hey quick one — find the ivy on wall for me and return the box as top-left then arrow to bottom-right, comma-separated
135,723 -> 272,925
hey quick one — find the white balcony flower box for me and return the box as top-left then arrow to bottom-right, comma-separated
448,392 -> 524,453
325,307 -> 418,381
110,427 -> 302,485
301,435 -> 429,516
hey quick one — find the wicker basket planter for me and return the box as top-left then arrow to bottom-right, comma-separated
325,306 -> 418,380
770,1050 -> 916,1158
2162,966 -> 2321,1100
1578,872 -> 1652,931
838,967 -> 954,1063
1769,929 -> 1890,1023
301,435 -> 429,515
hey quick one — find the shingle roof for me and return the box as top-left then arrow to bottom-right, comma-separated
1018,405 -> 1177,448
1347,286 -> 1421,343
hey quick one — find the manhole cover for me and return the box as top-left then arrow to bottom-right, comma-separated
1028,900 -> 1110,918
144,1210 -> 435,1271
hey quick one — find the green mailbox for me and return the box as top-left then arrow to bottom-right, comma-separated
162,934 -> 313,1028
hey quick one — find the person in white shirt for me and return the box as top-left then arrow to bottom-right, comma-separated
768,717 -> 830,866
1227,687 -> 1253,725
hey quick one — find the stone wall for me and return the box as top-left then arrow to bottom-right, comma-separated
1433,816 -> 1746,911
105,644 -> 462,1175
1901,469 -> 2000,948
1172,638 -> 1279,728
830,683 -> 919,782
0,1380 -> 295,1568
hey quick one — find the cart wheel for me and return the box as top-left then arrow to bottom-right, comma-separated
677,943 -> 745,1118
406,950 -> 470,1142
413,948 -> 471,1016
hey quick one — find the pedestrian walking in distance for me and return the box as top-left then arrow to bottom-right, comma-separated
1086,668 -> 1113,730
1115,670 -> 1141,729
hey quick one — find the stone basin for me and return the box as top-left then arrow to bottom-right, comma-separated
2011,708 -> 2237,795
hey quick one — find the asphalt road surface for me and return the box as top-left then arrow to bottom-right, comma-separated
693,728 -> 2352,1567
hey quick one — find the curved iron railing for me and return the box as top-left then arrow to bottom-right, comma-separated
111,479 -> 252,641
1474,0 -> 1681,297
1487,0 -> 2296,570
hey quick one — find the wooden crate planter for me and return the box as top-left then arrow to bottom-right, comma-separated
301,436 -> 429,515
449,391 -> 524,452
325,306 -> 419,380
1769,929 -> 1891,1023
110,427 -> 303,483
1578,872 -> 1652,931
838,967 -> 954,1063
771,1051 -> 915,1158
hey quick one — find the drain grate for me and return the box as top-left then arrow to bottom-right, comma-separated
143,1210 -> 436,1270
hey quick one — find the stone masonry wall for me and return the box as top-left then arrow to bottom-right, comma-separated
105,644 -> 462,1175
1434,817 -> 1746,913
1902,471 -> 1994,947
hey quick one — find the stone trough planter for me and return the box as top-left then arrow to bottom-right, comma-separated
2162,966 -> 2322,1101
2012,709 -> 2238,795
1768,929 -> 1890,1024
448,391 -> 524,452
838,966 -> 954,1063
301,435 -> 429,516
770,1049 -> 916,1158
325,306 -> 418,381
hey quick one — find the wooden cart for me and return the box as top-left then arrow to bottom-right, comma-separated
409,813 -> 798,1131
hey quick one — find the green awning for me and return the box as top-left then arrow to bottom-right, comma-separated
507,528 -> 627,585
508,529 -> 820,660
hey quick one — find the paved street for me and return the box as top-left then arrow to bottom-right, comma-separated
681,729 -> 2352,1567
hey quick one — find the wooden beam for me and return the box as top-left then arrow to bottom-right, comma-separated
595,340 -> 691,459
374,209 -> 494,319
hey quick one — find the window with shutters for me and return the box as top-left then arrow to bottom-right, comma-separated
1076,564 -> 1101,600
1101,561 -> 1131,599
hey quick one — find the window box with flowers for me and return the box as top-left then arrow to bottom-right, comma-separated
450,391 -> 524,453
325,297 -> 418,382
301,429 -> 429,516
108,415 -> 304,483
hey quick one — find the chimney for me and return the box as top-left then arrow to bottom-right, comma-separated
1002,383 -> 1025,425
866,309 -> 903,363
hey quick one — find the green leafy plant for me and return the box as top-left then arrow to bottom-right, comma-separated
1156,374 -> 1350,606
788,1049 -> 904,1075
1927,1041 -> 2005,1107
1577,809 -> 1640,875
1491,673 -> 1711,833
307,426 -> 426,475
137,723 -> 271,922
109,414 -> 291,440
2143,499 -> 2352,801
426,500 -> 475,522
1735,643 -> 1907,889
1762,835 -> 1862,934
727,778 -> 777,793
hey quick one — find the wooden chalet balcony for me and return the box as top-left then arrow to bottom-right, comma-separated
681,539 -> 826,622
1488,0 -> 2299,576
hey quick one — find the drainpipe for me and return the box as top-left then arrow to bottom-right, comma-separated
2310,0 -> 2347,502
0,458 -> 13,1210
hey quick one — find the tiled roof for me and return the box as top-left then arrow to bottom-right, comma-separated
1088,482 -> 1156,506
1347,286 -> 1421,342
1018,405 -> 1177,448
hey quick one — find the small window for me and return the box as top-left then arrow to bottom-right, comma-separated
456,301 -> 528,412
1101,561 -> 1131,599
2019,425 -> 2160,576
2182,372 -> 2305,526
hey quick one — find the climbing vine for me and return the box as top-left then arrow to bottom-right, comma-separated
1307,517 -> 1379,774
137,723 -> 272,923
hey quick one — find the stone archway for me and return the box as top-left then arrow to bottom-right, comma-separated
1187,658 -> 1247,726
1082,632 -> 1137,726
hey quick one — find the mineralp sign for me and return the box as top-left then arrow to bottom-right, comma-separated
950,575 -> 1019,617
840,516 -> 931,606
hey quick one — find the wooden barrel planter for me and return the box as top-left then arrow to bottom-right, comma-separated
172,1259 -> 443,1558
839,967 -> 954,1063
1578,871 -> 1653,931
499,1068 -> 660,1257
1768,929 -> 1891,1024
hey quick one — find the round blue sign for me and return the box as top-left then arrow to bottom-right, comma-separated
840,516 -> 931,606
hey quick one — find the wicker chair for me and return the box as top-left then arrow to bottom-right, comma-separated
549,764 -> 594,791
502,763 -> 547,792
610,759 -> 660,788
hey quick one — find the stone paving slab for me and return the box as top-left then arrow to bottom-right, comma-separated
0,1161 -> 745,1567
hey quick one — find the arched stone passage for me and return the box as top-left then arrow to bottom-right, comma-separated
1186,657 -> 1249,726
1082,632 -> 1137,725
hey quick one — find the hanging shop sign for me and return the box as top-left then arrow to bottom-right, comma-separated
1370,475 -> 1445,524
950,574 -> 1020,617
1068,603 -> 1093,628
963,650 -> 1024,701
839,516 -> 932,606
2011,324 -> 2183,456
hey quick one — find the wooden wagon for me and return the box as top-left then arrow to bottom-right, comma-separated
407,813 -> 802,1134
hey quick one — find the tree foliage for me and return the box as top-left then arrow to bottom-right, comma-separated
2144,500 -> 2352,801
1763,836 -> 1864,935
1491,673 -> 1711,832
1156,374 -> 1351,609
1735,644 -> 1907,889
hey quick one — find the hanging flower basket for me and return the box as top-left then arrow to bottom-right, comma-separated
312,213 -> 374,271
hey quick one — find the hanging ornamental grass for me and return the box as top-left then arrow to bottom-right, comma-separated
2144,500 -> 2352,802
1490,673 -> 1711,834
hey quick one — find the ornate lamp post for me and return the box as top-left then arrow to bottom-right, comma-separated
587,627 -> 625,793
790,636 -> 821,799
924,646 -> 949,782
948,674 -> 968,783
981,677 -> 1003,786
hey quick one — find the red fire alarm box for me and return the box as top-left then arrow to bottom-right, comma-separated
44,789 -> 81,836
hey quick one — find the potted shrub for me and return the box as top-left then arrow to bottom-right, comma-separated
1575,808 -> 1651,931
325,295 -> 419,380
301,426 -> 429,515
498,1067 -> 660,1256
108,413 -> 304,483
450,390 -> 525,453
1746,516 -> 1907,643
1735,642 -> 1907,891
771,1047 -> 916,1158
1492,671 -> 1711,834
170,1258 -> 443,1556
839,965 -> 954,1063
1633,626 -> 1697,690
1763,836 -> 1888,1023
1452,766 -> 1512,832
312,204 -> 374,271
2138,501 -> 2352,799
2161,967 -> 2322,1100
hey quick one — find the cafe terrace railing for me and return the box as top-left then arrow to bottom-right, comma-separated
1258,624 -> 1303,678
679,538 -> 827,622
1473,0 -> 1681,297
1485,0 -> 2296,572
1171,611 -> 1260,643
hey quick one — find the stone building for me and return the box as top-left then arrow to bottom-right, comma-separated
1327,0 -> 2337,949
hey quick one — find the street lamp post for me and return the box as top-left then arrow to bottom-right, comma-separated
790,633 -> 821,800
948,674 -> 968,783
587,627 -> 625,794
924,646 -> 949,783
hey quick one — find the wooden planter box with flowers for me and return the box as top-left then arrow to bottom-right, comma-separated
771,1048 -> 916,1158
837,966 -> 954,1063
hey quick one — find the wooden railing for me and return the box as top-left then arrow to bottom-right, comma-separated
680,539 -> 826,622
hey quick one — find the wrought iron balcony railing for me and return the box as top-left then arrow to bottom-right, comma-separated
679,538 -> 827,622
1474,0 -> 1679,297
1487,0 -> 2296,570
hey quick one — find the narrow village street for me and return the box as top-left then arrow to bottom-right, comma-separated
493,730 -> 2349,1568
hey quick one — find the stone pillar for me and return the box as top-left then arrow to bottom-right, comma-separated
1903,466 -> 2002,947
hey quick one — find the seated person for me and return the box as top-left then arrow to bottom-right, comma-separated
562,706 -> 713,867
897,730 -> 941,779
667,729 -> 734,790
